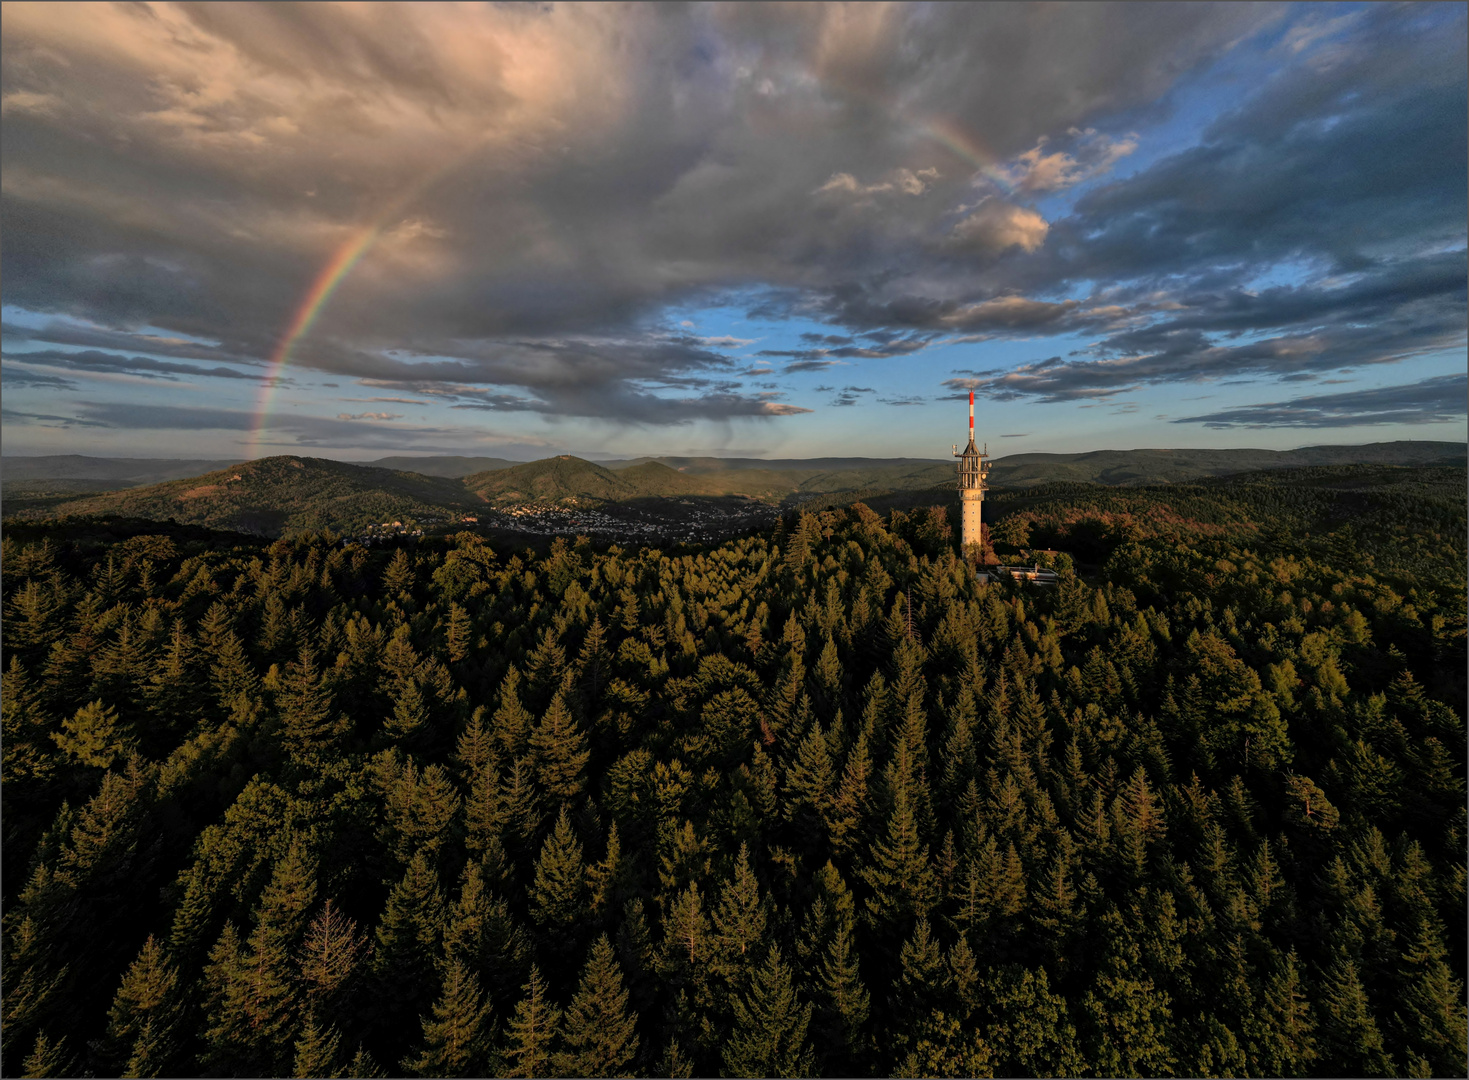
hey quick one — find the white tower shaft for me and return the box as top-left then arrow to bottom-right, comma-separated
954,389 -> 989,556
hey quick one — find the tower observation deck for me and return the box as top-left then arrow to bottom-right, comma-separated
953,390 -> 992,556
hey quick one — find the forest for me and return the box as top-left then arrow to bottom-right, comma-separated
1,464 -> 1465,1078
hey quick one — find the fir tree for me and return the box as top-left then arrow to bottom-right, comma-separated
529,804 -> 589,957
553,935 -> 640,1079
529,690 -> 590,805
202,842 -> 319,1074
722,945 -> 813,1079
500,966 -> 563,1079
293,1017 -> 345,1079
103,935 -> 183,1078
405,959 -> 492,1078
370,851 -> 447,1059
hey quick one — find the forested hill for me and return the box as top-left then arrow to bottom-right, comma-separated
1,469 -> 1465,1077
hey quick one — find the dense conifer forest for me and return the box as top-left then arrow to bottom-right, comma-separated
2,466 -> 1465,1077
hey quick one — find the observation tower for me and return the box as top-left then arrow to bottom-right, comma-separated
953,390 -> 992,556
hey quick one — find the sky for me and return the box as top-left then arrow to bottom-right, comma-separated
2,1 -> 1465,462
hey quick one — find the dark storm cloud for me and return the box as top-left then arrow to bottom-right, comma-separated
1,366 -> 79,390
2,348 -> 266,382
21,400 -> 483,452
1173,374 -> 1469,429
2,2 -> 1462,427
0,406 -> 107,428
0,2 -> 1277,425
1,320 -> 260,367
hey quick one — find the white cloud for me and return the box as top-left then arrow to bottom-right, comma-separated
950,200 -> 1049,252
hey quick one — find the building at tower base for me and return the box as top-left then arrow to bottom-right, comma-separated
953,390 -> 992,559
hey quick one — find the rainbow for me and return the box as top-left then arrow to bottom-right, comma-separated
248,223 -> 386,459
247,138 -> 494,459
915,114 -> 1012,189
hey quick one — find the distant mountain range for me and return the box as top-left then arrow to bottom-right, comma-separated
2,441 -> 1461,538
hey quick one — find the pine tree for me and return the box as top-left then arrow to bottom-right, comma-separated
500,966 -> 563,1079
103,935 -> 183,1077
710,843 -> 770,994
444,860 -> 531,1005
293,1017 -> 345,1079
529,690 -> 590,805
51,699 -> 133,769
1393,919 -> 1468,1075
861,741 -> 935,930
405,959 -> 492,1078
2,656 -> 53,786
202,842 -> 319,1074
383,549 -> 415,595
576,616 -> 612,712
892,918 -> 948,1041
492,667 -> 535,758
444,602 -> 473,663
297,900 -> 367,1025
553,936 -> 640,1079
371,851 -> 447,1057
278,646 -> 343,759
383,676 -> 430,746
722,945 -> 813,1078
1317,948 -> 1393,1076
1252,948 -> 1317,1077
529,804 -> 589,953
826,720 -> 873,856
19,1030 -> 73,1079
783,718 -> 836,848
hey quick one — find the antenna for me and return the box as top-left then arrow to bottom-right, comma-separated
969,389 -> 975,439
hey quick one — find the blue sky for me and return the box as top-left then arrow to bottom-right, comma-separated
2,2 -> 1464,461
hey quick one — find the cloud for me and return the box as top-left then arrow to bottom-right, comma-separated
0,1 -> 1277,430
1,347 -> 266,382
815,166 -> 939,198
2,365 -> 79,390
950,200 -> 1049,253
337,412 -> 403,421
951,249 -> 1467,402
996,129 -> 1138,193
2,1 -> 1459,435
1173,373 -> 1468,428
782,359 -> 842,374
0,406 -> 107,428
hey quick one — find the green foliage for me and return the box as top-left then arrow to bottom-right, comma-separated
0,463 -> 1464,1077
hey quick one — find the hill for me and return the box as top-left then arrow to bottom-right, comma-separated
987,440 -> 1466,487
0,454 -> 242,485
32,456 -> 480,536
462,455 -> 641,504
366,455 -> 518,477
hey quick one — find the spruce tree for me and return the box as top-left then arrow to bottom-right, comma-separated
722,945 -> 813,1078
370,851 -> 447,1058
405,959 -> 492,1078
529,690 -> 590,805
553,935 -> 640,1078
710,843 -> 770,995
103,935 -> 183,1078
202,842 -> 318,1074
293,1017 -> 345,1079
861,741 -> 935,930
529,804 -> 589,963
499,966 -> 562,1078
